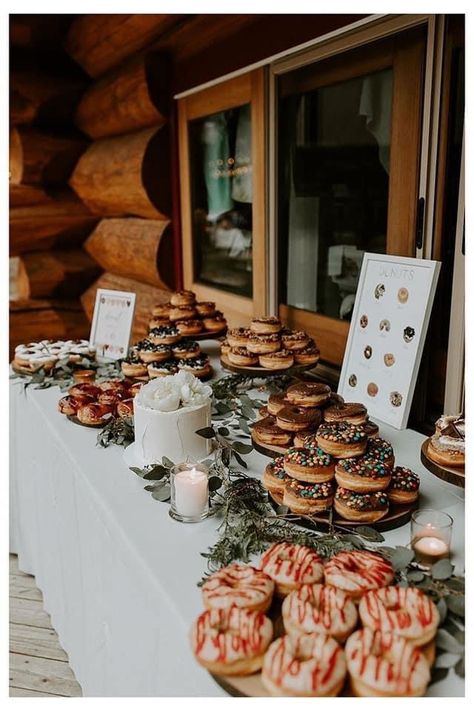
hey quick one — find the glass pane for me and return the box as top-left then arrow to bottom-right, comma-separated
188,104 -> 253,297
278,68 -> 393,321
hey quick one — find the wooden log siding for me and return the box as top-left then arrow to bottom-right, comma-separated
69,126 -> 171,220
65,14 -> 182,78
85,218 -> 173,289
75,53 -> 169,140
10,250 -> 100,300
10,184 -> 52,208
82,272 -> 170,340
10,127 -> 87,186
10,69 -> 86,128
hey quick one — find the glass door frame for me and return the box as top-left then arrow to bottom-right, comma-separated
177,69 -> 267,326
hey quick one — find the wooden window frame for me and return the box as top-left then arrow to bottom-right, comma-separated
274,29 -> 426,367
177,69 -> 267,326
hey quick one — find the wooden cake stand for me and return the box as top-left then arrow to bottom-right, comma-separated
420,439 -> 465,488
220,353 -> 315,377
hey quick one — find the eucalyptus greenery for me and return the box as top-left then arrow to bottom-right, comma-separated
97,416 -> 134,449
10,356 -> 121,392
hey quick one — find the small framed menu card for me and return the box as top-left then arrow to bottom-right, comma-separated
338,254 -> 440,429
89,289 -> 136,360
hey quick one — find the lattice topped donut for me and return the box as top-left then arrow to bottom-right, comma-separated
282,583 -> 358,642
260,543 -> 324,596
202,563 -> 274,613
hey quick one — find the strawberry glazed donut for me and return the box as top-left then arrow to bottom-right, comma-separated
201,563 -> 274,613
191,606 -> 272,675
359,586 -> 440,647
345,628 -> 430,697
262,633 -> 346,697
260,543 -> 324,596
324,551 -> 394,600
282,583 -> 358,642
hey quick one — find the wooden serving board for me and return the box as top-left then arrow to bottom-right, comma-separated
421,439 -> 465,488
66,414 -> 110,429
251,431 -> 289,457
220,353 -> 314,377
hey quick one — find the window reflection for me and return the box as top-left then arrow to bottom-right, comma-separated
278,68 -> 393,320
189,104 -> 253,297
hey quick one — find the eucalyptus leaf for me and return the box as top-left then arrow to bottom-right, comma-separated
196,427 -> 216,439
241,405 -> 255,420
143,465 -> 168,480
144,484 -> 159,492
162,456 -> 174,468
232,451 -> 248,469
216,401 -> 232,414
431,558 -> 454,580
389,547 -> 415,570
130,466 -> 145,478
231,441 -> 253,455
218,427 -> 230,436
355,526 -> 385,542
436,628 -> 463,654
276,505 -> 289,515
437,597 -> 448,623
407,570 -> 425,583
434,652 -> 461,669
447,577 -> 465,592
455,655 -> 465,678
429,667 -> 450,685
152,485 -> 171,502
208,476 -> 223,492
446,595 -> 465,617
238,417 -> 251,434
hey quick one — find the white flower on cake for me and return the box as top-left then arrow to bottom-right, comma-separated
136,371 -> 212,412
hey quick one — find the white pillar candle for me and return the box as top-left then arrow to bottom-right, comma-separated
414,536 -> 449,557
173,467 -> 209,518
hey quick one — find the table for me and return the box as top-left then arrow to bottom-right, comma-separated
10,342 -> 465,696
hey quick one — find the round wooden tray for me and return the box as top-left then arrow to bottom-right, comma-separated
251,431 -> 288,457
220,353 -> 314,377
421,438 -> 465,488
66,414 -> 111,429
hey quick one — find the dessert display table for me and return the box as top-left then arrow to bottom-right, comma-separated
9,341 -> 465,697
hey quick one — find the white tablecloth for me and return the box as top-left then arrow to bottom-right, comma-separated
9,342 -> 465,696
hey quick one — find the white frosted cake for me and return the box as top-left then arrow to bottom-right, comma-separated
133,372 -> 212,465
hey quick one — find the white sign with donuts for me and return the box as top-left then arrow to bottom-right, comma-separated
89,288 -> 136,361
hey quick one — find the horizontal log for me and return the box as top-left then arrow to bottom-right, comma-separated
10,69 -> 86,128
81,272 -> 170,340
10,15 -> 73,49
10,299 -> 90,360
10,191 -> 98,255
9,184 -> 52,208
75,52 -> 169,139
65,14 -> 182,78
10,127 -> 87,186
69,126 -> 170,219
10,250 -> 100,300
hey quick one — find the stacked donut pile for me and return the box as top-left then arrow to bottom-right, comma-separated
427,413 -> 465,468
13,339 -> 95,373
191,544 -> 438,696
260,383 -> 420,522
120,290 -> 226,381
57,379 -> 141,426
221,317 -> 320,370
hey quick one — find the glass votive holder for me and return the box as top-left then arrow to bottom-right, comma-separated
169,462 -> 210,523
410,509 -> 453,566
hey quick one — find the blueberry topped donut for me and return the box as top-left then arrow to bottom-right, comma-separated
171,340 -> 200,359
286,382 -> 331,408
277,405 -> 322,433
366,437 -> 395,467
262,456 -> 290,500
283,479 -> 335,514
139,341 -> 172,363
316,422 -> 367,458
250,316 -> 281,335
253,415 -> 293,447
387,466 -> 420,504
148,325 -> 180,345
147,359 -> 179,377
335,455 -> 392,493
334,487 -> 389,523
323,402 -> 368,426
177,356 -> 211,377
284,446 -> 335,483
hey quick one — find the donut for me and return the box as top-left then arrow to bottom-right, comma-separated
283,446 -> 335,482
253,416 -> 293,447
286,382 -> 331,407
97,379 -> 129,392
364,420 -> 380,438
324,402 -> 368,426
387,466 -> 420,504
202,563 -> 274,613
334,487 -> 389,522
293,429 -> 318,447
203,313 -> 227,332
195,301 -> 216,317
68,382 -> 101,398
139,343 -> 172,363
147,360 -> 179,378
259,350 -> 294,370
282,583 -> 358,642
345,628 -> 430,697
171,340 -> 201,359
260,543 -> 324,596
262,456 -> 290,500
170,289 -> 195,307
335,456 -> 392,493
258,405 -> 269,419
267,392 -> 290,416
250,316 -> 281,335
324,551 -> 394,600
247,333 -> 281,354
283,479 -> 334,514
365,438 -> 395,467
169,305 -> 197,322
177,356 -> 211,378
121,359 -> 148,378
220,339 -> 231,355
226,327 -> 250,348
316,422 -> 367,458
152,302 -> 171,317
281,330 -> 310,351
293,345 -> 320,366
191,607 -> 272,675
228,347 -> 259,367
277,405 -> 321,433
427,435 -> 464,467
97,390 -> 126,407
262,633 -> 346,697
58,394 -> 94,415
76,403 -> 113,426
148,326 -> 181,345
72,369 -> 96,383
359,586 -> 439,647
116,398 -> 134,418
175,319 -> 203,336
148,316 -> 171,329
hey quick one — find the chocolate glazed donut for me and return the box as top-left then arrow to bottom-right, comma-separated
276,406 -> 322,433
286,382 -> 331,407
324,402 -> 368,425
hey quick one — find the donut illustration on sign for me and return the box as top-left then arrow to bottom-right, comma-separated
398,287 -> 409,304
384,353 -> 395,367
390,391 -> 403,407
374,284 -> 385,300
360,314 -> 368,328
348,374 -> 357,387
379,319 -> 391,332
403,326 -> 415,343
364,346 -> 372,359
367,382 -> 379,397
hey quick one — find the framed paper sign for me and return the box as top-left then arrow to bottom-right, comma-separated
338,254 -> 440,429
89,289 -> 136,360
